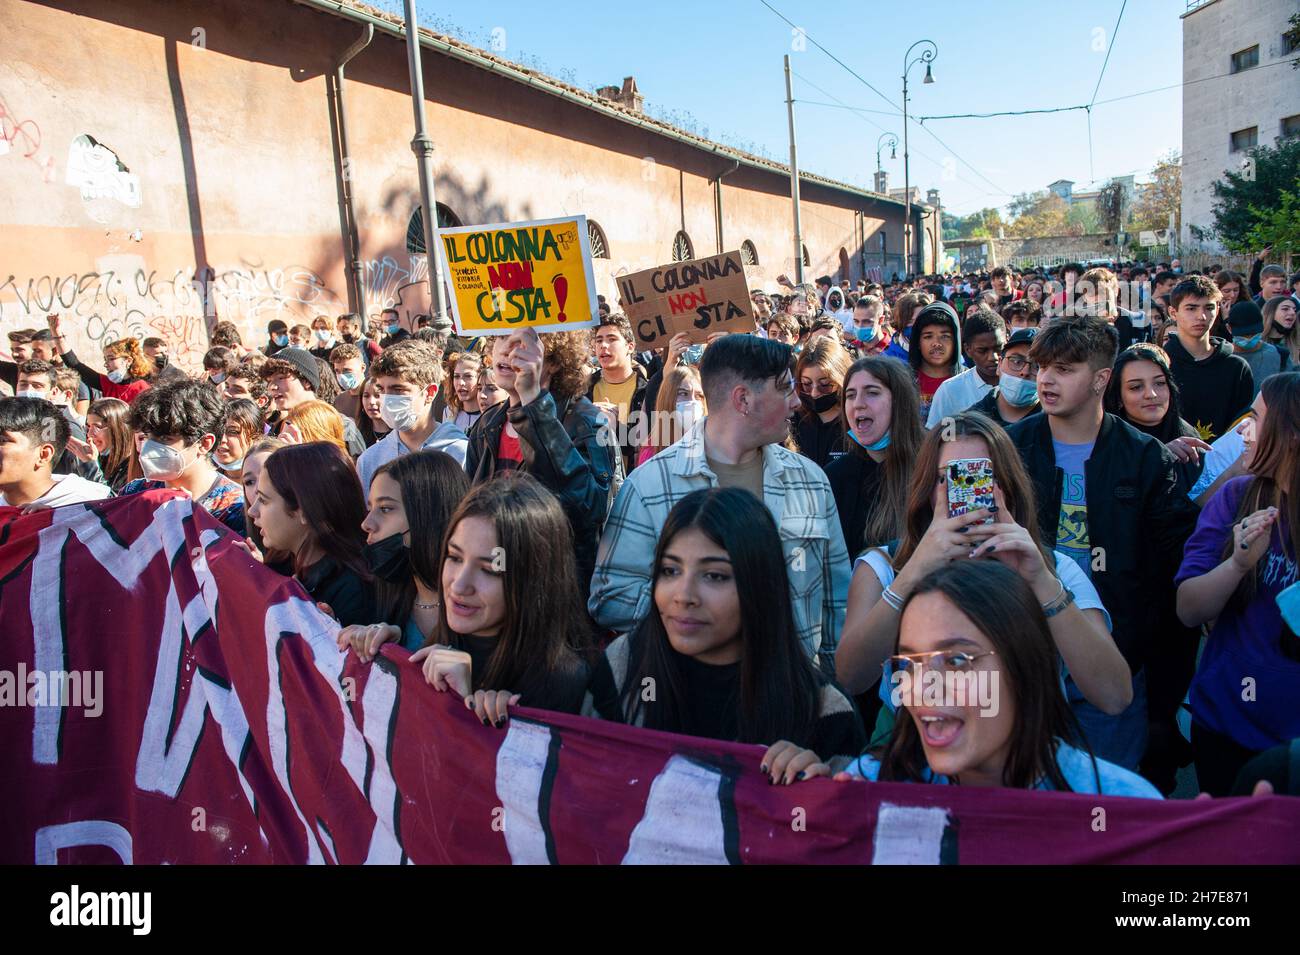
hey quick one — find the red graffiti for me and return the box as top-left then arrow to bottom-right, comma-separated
0,92 -> 54,181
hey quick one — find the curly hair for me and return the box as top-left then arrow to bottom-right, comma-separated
102,336 -> 155,381
370,340 -> 443,390
210,321 -> 244,349
539,329 -> 592,402
129,378 -> 225,443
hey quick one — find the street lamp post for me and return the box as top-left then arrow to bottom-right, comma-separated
902,39 -> 936,278
875,132 -> 897,191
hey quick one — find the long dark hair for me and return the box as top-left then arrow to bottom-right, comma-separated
842,356 -> 924,547
877,561 -> 1092,791
431,473 -> 591,694
263,442 -> 371,581
1104,343 -> 1189,442
88,397 -> 133,485
1221,372 -> 1300,607
893,411 -> 1052,571
372,450 -> 470,626
621,487 -> 822,746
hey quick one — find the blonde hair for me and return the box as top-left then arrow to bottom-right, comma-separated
444,349 -> 484,415
647,365 -> 705,455
282,400 -> 347,453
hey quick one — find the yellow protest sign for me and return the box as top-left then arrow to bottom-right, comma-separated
436,215 -> 599,336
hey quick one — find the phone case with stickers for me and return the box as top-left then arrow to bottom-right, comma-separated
946,457 -> 995,523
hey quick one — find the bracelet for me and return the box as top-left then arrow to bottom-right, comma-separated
881,585 -> 906,612
1041,581 -> 1076,618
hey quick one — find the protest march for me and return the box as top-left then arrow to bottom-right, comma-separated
2,0 -> 1300,914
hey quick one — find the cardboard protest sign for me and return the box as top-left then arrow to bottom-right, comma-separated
618,251 -> 753,350
437,215 -> 598,336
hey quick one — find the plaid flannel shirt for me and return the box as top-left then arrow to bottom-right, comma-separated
588,417 -> 851,675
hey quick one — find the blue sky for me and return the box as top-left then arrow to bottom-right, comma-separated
375,0 -> 1186,217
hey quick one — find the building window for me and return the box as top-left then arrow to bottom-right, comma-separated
1229,126 -> 1258,153
740,240 -> 758,266
1282,114 -> 1300,141
672,231 -> 694,262
587,219 -> 609,259
1230,45 -> 1259,73
1283,32 -> 1299,56
406,203 -> 463,254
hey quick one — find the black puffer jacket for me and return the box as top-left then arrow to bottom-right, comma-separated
466,390 -> 619,597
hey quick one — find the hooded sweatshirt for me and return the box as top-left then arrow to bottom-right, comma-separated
1163,335 -> 1254,441
908,302 -> 963,425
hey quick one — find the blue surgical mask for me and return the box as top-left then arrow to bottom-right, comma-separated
1233,333 -> 1262,351
273,334 -> 289,347
387,323 -> 401,335
336,371 -> 360,391
998,371 -> 1038,408
848,428 -> 891,452
106,368 -> 128,384
217,455 -> 244,473
854,325 -> 880,345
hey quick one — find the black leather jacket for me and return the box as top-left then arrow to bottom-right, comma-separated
466,390 -> 619,595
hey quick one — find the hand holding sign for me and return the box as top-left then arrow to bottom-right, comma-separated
508,327 -> 545,406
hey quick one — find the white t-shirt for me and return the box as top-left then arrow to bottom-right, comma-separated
925,366 -> 996,429
0,473 -> 113,509
854,547 -> 1112,632
1189,426 -> 1245,501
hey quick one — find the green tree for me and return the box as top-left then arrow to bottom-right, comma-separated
1095,181 -> 1125,233
1244,189 -> 1300,268
1067,201 -> 1100,234
1209,137 -> 1300,248
1007,192 -> 1071,238
1129,152 -> 1182,235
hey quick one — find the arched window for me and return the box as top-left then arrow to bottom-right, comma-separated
801,244 -> 810,268
587,219 -> 610,259
405,203 -> 463,254
740,240 -> 758,266
672,231 -> 694,262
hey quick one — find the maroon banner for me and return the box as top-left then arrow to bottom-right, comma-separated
1,492 -> 1298,864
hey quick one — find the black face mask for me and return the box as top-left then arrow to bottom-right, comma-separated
364,532 -> 410,583
799,392 -> 839,415
341,333 -> 356,343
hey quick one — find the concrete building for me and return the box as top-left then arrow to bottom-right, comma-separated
1180,0 -> 1300,250
0,0 -> 929,371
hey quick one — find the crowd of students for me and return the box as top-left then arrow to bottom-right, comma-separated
2,249 -> 1299,803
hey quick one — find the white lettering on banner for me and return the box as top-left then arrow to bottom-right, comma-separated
263,596 -> 409,865
35,820 -> 133,865
494,719 -> 557,864
871,803 -> 951,864
29,499 -> 193,764
355,658 -> 405,864
622,754 -> 733,864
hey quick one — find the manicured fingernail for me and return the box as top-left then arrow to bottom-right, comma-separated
796,771 -> 806,780
760,764 -> 768,773
957,526 -> 968,534
986,544 -> 996,552
494,719 -> 505,728
988,505 -> 999,512
1241,542 -> 1249,550
482,717 -> 491,726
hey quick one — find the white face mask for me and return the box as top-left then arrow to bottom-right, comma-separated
15,389 -> 43,400
315,329 -> 332,344
139,438 -> 199,482
217,455 -> 244,473
106,368 -> 128,384
675,399 -> 703,432
379,393 -> 421,432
